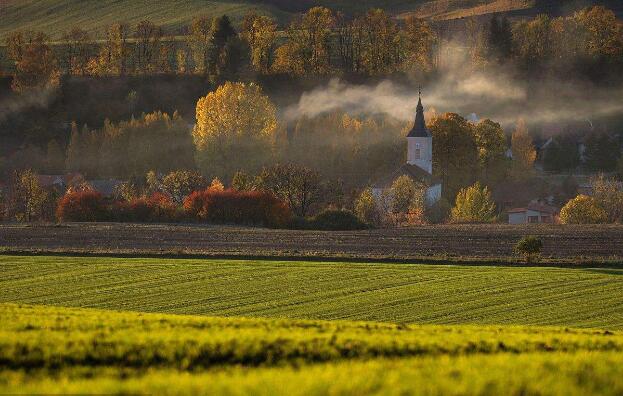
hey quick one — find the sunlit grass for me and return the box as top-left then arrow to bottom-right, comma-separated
1,304 -> 622,395
1,255 -> 623,328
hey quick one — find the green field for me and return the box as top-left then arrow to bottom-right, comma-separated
0,0 -> 423,40
0,0 -> 530,40
1,255 -> 623,328
0,0 -> 289,40
1,303 -> 622,395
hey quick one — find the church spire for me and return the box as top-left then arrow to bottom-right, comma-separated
407,88 -> 431,138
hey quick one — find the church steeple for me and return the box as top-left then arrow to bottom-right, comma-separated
407,89 -> 431,138
406,88 -> 433,174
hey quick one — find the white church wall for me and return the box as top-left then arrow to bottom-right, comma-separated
407,137 -> 432,174
425,184 -> 442,205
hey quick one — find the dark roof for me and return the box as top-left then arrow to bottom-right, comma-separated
407,97 -> 431,138
373,163 -> 440,189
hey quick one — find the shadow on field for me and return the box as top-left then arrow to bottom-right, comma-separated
583,268 -> 623,276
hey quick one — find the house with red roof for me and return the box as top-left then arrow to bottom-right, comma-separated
508,200 -> 560,224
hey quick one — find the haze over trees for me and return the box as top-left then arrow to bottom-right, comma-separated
1,4 -> 623,225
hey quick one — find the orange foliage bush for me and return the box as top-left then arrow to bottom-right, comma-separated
56,190 -> 108,222
184,189 -> 291,228
111,193 -> 178,223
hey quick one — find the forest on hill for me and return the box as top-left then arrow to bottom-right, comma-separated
1,1 -> 622,227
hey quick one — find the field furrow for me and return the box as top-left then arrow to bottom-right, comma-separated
1,255 -> 623,328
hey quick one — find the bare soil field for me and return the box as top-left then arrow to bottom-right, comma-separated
1,223 -> 622,264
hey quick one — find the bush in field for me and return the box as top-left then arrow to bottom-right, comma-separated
390,175 -> 427,225
425,197 -> 451,224
514,236 -> 543,264
451,182 -> 497,223
112,193 -> 178,222
354,188 -> 381,227
184,188 -> 291,228
560,195 -> 608,224
309,209 -> 368,231
161,170 -> 207,203
56,190 -> 108,222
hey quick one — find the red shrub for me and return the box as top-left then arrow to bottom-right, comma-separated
184,189 -> 291,228
56,190 -> 108,222
111,193 -> 178,223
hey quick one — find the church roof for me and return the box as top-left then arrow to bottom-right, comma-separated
407,96 -> 431,138
372,163 -> 440,189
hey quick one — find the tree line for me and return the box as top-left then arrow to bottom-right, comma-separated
3,5 -> 622,92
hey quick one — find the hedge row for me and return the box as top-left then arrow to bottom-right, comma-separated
56,189 -> 292,228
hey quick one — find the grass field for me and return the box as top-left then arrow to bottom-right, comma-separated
0,0 -> 421,40
1,255 -> 623,328
6,0 -> 612,41
1,303 -> 622,394
0,0 -> 290,40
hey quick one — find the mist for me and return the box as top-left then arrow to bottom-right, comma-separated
285,68 -> 623,129
0,87 -> 57,123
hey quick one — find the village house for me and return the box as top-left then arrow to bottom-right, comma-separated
508,200 -> 560,224
373,93 -> 442,205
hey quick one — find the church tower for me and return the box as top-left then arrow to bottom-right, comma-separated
406,91 -> 432,174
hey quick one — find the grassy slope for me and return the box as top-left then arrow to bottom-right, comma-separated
3,0 -> 596,41
1,255 -> 622,328
0,0 -> 290,40
1,304 -> 622,394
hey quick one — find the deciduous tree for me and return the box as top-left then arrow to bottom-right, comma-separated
359,9 -> 401,75
258,163 -> 321,217
241,13 -> 277,73
62,27 -> 91,75
590,174 -> 623,223
161,170 -> 207,203
401,16 -> 436,75
450,182 -> 497,223
93,23 -> 130,76
134,20 -> 163,74
11,32 -> 59,92
473,119 -> 507,184
429,113 -> 479,200
560,194 -> 607,224
193,82 -> 277,179
390,175 -> 426,224
274,7 -> 334,75
510,119 -> 536,181
6,169 -> 49,222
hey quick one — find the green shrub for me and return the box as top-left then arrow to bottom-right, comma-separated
310,209 -> 368,231
514,236 -> 543,264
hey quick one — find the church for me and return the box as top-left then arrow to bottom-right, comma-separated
372,93 -> 442,204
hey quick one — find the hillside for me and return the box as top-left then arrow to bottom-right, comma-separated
1,0 -> 619,40
0,0 -> 290,40
2,255 -> 623,328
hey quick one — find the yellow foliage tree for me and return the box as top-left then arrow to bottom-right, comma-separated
560,194 -> 608,224
10,32 -> 60,92
241,14 -> 277,74
401,16 -> 436,75
451,182 -> 497,223
193,82 -> 278,179
390,175 -> 427,225
273,7 -> 334,75
510,119 -> 536,181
